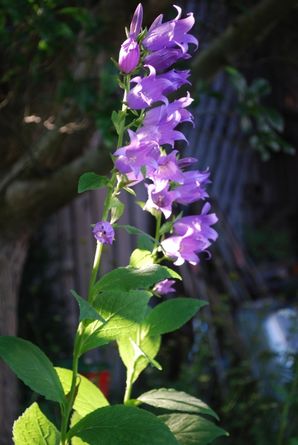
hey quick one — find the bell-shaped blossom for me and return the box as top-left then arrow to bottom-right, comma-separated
114,130 -> 160,178
143,5 -> 198,53
144,180 -> 178,219
175,170 -> 210,205
119,37 -> 140,73
153,279 -> 176,295
92,221 -> 115,245
144,47 -> 191,72
118,3 -> 143,73
149,151 -> 184,183
127,65 -> 172,109
157,69 -> 191,95
137,93 -> 194,146
161,203 -> 218,265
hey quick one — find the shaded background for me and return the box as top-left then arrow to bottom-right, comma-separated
1,0 -> 298,444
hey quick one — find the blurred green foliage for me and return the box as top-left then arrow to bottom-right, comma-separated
226,67 -> 295,160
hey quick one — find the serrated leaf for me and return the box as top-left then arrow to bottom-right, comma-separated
110,196 -> 125,224
118,324 -> 161,384
71,290 -> 105,322
78,172 -> 109,193
0,337 -> 65,404
81,290 -> 151,353
13,403 -> 60,445
93,264 -> 181,294
71,412 -> 88,445
55,368 -> 109,417
68,405 -> 179,445
160,413 -> 228,445
111,110 -> 126,135
71,413 -> 87,444
138,389 -> 218,419
129,249 -> 154,268
145,298 -> 207,336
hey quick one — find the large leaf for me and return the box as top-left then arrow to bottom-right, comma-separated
0,337 -> 65,403
68,405 -> 179,445
81,290 -> 151,353
118,324 -> 161,384
71,290 -> 104,322
13,403 -> 60,444
138,389 -> 218,420
93,265 -> 181,294
160,413 -> 228,445
78,172 -> 109,193
129,249 -> 154,268
145,298 -> 207,336
55,367 -> 109,417
71,412 -> 88,445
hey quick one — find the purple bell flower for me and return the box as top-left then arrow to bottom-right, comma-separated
153,279 -> 176,295
144,47 -> 191,72
118,3 -> 143,73
161,203 -> 218,265
138,93 -> 194,147
149,150 -> 185,183
93,221 -> 115,245
127,65 -> 172,109
144,180 -> 178,219
114,130 -> 160,179
119,37 -> 140,74
175,170 -> 210,205
143,5 -> 198,53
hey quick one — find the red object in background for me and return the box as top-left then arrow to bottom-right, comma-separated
81,369 -> 110,398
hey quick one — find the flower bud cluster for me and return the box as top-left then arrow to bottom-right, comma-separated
116,4 -> 218,268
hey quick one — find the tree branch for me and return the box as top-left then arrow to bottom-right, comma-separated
191,0 -> 298,82
2,142 -> 112,231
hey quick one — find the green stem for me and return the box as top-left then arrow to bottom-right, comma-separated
123,370 -> 134,404
59,75 -> 130,445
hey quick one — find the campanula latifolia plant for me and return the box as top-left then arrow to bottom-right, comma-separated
0,4 -> 228,444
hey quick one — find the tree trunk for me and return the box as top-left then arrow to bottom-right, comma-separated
0,232 -> 30,445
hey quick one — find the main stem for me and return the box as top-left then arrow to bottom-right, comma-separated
59,75 -> 130,445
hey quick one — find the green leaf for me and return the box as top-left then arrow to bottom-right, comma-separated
13,403 -> 60,444
110,196 -> 125,224
81,290 -> 151,353
71,412 -> 88,445
129,249 -> 154,268
160,413 -> 228,445
71,290 -> 105,322
159,220 -> 174,236
0,337 -> 65,404
111,110 -> 126,135
249,78 -> 271,97
115,224 -> 157,245
68,405 -> 179,445
265,107 -> 284,132
145,298 -> 207,336
55,368 -> 109,417
78,172 -> 109,193
138,389 -> 218,420
93,264 -> 181,294
118,324 -> 161,383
